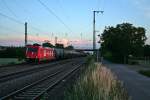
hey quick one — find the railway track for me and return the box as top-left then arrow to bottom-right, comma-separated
0,58 -> 85,97
0,61 -> 84,100
0,58 -> 76,77
0,59 -> 76,83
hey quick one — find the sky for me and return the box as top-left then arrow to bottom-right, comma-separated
0,0 -> 150,49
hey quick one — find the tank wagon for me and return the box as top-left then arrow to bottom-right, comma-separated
26,45 -> 85,62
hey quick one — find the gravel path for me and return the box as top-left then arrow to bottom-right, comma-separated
103,60 -> 150,100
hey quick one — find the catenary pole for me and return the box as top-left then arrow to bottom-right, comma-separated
93,11 -> 103,58
25,22 -> 27,46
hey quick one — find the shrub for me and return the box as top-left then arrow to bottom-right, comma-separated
139,70 -> 150,77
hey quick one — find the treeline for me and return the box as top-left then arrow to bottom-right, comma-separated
143,45 -> 150,57
0,46 -> 25,58
101,23 -> 150,63
42,42 -> 74,50
0,43 -> 74,58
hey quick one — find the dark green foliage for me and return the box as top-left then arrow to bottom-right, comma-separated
55,43 -> 64,48
128,60 -> 139,65
0,46 -> 25,59
42,42 -> 54,47
101,23 -> 146,63
65,45 -> 74,50
139,70 -> 150,77
143,45 -> 150,57
33,43 -> 41,46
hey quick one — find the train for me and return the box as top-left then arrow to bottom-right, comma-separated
26,44 -> 85,62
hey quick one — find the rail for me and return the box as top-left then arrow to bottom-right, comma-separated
1,62 -> 84,100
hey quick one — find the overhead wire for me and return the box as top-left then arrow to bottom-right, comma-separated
0,11 -> 47,44
13,0 -> 54,41
0,12 -> 24,25
37,0 -> 73,33
0,24 -> 22,33
0,0 -> 75,45
0,0 -> 61,45
12,0 -> 45,33
0,11 -> 46,34
58,0 -> 69,19
2,0 -> 18,18
0,0 -> 47,33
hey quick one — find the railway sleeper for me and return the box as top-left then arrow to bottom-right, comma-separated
23,90 -> 43,93
35,86 -> 46,88
27,89 -> 46,92
16,94 -> 38,98
20,92 -> 40,95
17,94 -> 38,97
14,96 -> 35,100
28,87 -> 45,90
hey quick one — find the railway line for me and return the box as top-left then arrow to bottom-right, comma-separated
0,58 -> 75,77
0,58 -> 76,83
0,58 -> 85,100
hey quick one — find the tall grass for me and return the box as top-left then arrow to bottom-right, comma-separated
64,58 -> 129,100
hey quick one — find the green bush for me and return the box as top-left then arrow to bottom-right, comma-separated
0,46 -> 25,58
139,70 -> 150,77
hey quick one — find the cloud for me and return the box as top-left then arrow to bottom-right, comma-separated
67,38 -> 93,49
0,35 -> 93,48
0,39 -> 24,46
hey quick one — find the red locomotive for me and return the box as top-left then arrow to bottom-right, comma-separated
26,44 -> 85,62
26,45 -> 55,62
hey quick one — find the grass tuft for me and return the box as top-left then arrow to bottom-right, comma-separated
64,59 -> 129,100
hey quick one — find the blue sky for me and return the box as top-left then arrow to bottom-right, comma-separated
0,0 -> 150,48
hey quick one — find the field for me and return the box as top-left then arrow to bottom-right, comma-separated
64,57 -> 129,100
0,58 -> 25,66
139,70 -> 150,77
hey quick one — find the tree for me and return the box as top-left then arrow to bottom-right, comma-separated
55,43 -> 64,48
65,45 -> 74,50
33,43 -> 41,46
143,45 -> 150,57
101,23 -> 147,63
0,46 -> 25,58
42,42 -> 54,47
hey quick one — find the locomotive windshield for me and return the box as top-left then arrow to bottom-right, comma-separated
27,47 -> 38,52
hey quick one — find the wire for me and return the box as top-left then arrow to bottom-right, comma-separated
0,25 -> 22,33
37,0 -> 73,33
97,0 -> 105,11
0,12 -> 23,24
12,0 -> 50,37
0,12 -> 45,33
58,0 -> 69,19
2,0 -> 18,18
0,12 -> 47,42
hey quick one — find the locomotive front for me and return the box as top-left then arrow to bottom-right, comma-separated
26,45 -> 39,62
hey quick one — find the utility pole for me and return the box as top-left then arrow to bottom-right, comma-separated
93,11 -> 103,57
25,22 -> 27,46
55,36 -> 57,46
80,33 -> 82,40
97,34 -> 101,62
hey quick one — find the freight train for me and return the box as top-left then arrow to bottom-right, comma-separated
26,44 -> 85,62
